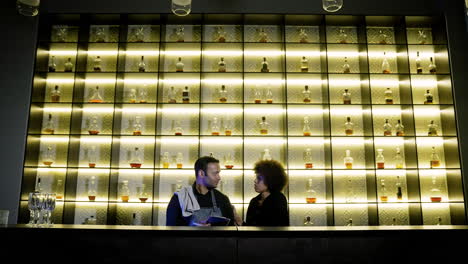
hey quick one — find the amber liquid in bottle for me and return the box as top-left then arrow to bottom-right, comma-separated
306,197 -> 317,203
225,130 -> 232,136
139,198 -> 148,203
345,163 -> 353,169
163,162 -> 170,169
88,195 -> 96,201
43,161 -> 53,166
121,196 -> 129,202
130,163 -> 142,168
88,130 -> 100,135
212,132 -> 220,136
431,196 -> 442,202
377,162 -> 385,169
430,160 -> 441,168
225,165 -> 234,169
345,129 -> 353,136
177,163 -> 183,169
133,131 -> 142,136
88,163 -> 96,168
305,163 -> 313,169
380,196 -> 388,202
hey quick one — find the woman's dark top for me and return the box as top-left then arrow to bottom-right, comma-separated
245,191 -> 289,226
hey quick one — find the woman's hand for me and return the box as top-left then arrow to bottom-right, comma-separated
232,205 -> 243,226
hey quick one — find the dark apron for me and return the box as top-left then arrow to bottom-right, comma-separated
189,190 -> 223,226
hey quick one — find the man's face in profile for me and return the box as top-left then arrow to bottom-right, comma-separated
201,162 -> 221,188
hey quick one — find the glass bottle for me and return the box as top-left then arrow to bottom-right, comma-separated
64,58 -> 74,72
55,179 -> 64,200
42,145 -> 54,166
51,85 -> 61,102
87,176 -> 97,201
137,184 -> 148,202
344,150 -> 353,169
305,178 -> 317,203
417,30 -> 427,44
261,57 -> 269,73
258,27 -> 268,43
263,148 -> 272,160
436,216 -> 442,225
344,116 -> 353,136
93,56 -> 102,72
428,57 -> 437,74
138,84 -> 148,103
134,26 -> 145,42
254,86 -> 262,104
43,114 -> 55,134
48,56 -> 57,72
383,119 -> 392,136
138,56 -> 146,72
168,86 -> 177,103
303,216 -> 314,226
88,145 -> 97,168
219,85 -> 227,103
259,116 -> 269,135
382,52 -> 391,74
380,179 -> 388,202
182,86 -> 190,103
132,213 -> 138,225
218,57 -> 226,72
55,27 -> 68,42
176,152 -> 184,169
224,152 -> 234,169
176,57 -> 184,72
224,116 -> 233,136
299,28 -> 308,43
430,176 -> 442,202
303,116 -> 311,136
128,88 -> 137,103
88,115 -> 100,135
211,117 -> 220,136
395,120 -> 405,136
89,86 -> 104,103
424,89 -> 433,104
346,218 -> 353,226
384,88 -> 393,104
120,180 -> 130,202
342,57 -> 350,73
427,120 -> 438,136
394,147 -> 404,169
342,88 -> 351,104
300,56 -> 309,72
174,120 -> 183,136
376,149 -> 385,169
396,176 -> 403,201
133,115 -> 142,136
302,85 -> 311,103
35,177 -> 43,192
416,51 -> 423,74
162,152 -> 170,168
216,26 -> 226,43
265,86 -> 273,104
338,28 -> 348,44
430,147 -> 441,168
129,147 -> 143,168
378,30 -> 388,45
95,27 -> 106,42
304,148 -> 313,169
176,26 -> 185,42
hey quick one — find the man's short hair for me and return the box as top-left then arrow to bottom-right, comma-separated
194,156 -> 219,178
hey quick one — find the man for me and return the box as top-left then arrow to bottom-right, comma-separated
166,156 -> 236,226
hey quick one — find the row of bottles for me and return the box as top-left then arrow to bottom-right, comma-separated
45,85 -> 437,105
46,53 -> 438,74
54,25 -> 431,44
41,112 -> 441,137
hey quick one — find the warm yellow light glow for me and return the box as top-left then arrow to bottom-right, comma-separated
121,50 -> 160,56
373,137 -> 405,146
287,107 -> 326,115
244,107 -> 286,115
332,137 -> 369,145
120,107 -> 157,114
201,108 -> 242,114
84,79 -> 116,84
288,137 -> 328,145
285,51 -> 322,57
42,107 -> 72,113
202,50 -> 243,56
200,137 -> 243,145
79,137 -> 112,144
119,137 -> 156,144
48,50 -> 78,56
36,168 -> 67,173
244,50 -> 284,56
330,107 -> 369,115
46,78 -> 75,84
286,79 -> 325,86
78,168 -> 111,174
244,138 -> 286,145
160,137 -> 199,144
82,107 -> 114,114
410,79 -> 440,86
159,169 -> 196,176
244,79 -> 285,85
371,107 -> 407,116
121,79 -> 158,85
160,79 -> 200,85
202,79 -> 243,85
370,79 -> 404,86
161,50 -> 201,56
160,107 -> 199,114
418,169 -> 447,177
288,170 -> 327,177
288,204 -> 329,209
117,169 -> 154,175
328,79 -> 365,86
86,50 -> 119,56
40,136 -> 69,143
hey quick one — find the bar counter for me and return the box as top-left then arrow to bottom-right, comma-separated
2,225 -> 467,263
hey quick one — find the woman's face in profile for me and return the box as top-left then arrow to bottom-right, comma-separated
254,174 -> 268,193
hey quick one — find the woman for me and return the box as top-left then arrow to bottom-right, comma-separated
244,159 -> 289,226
